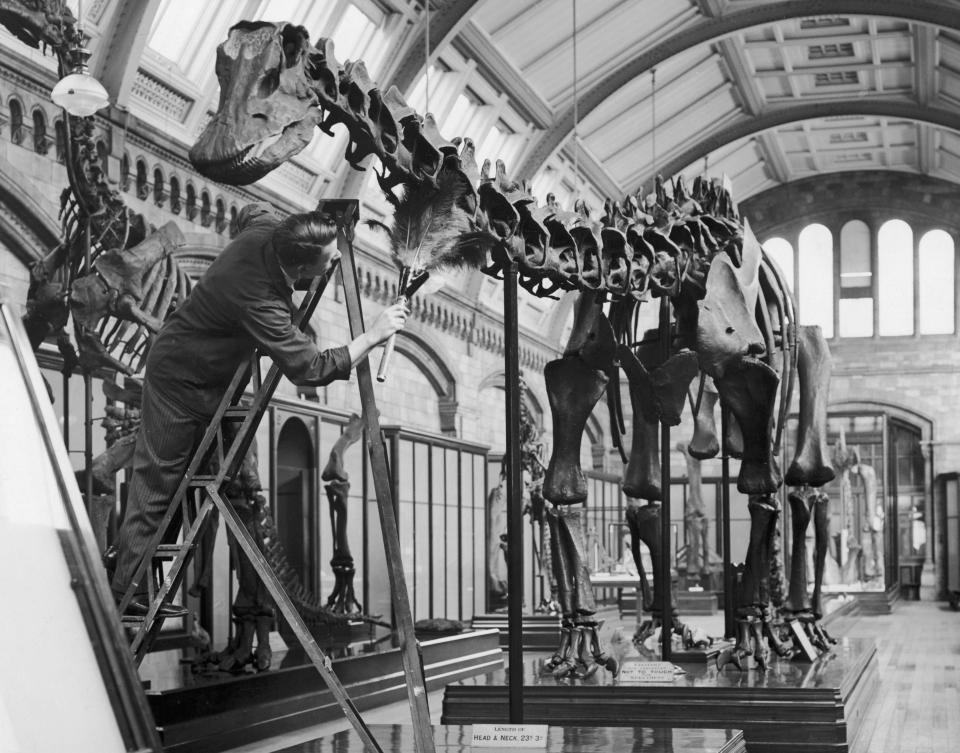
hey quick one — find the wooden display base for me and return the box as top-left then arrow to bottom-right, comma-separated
150,629 -> 502,753
442,637 -> 879,753
678,590 -> 719,614
268,723 -> 747,752
471,612 -> 561,650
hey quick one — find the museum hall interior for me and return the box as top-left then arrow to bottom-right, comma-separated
3,1 -> 960,752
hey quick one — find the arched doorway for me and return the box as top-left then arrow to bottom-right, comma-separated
276,418 -> 316,591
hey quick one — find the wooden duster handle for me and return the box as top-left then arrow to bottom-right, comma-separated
377,267 -> 412,383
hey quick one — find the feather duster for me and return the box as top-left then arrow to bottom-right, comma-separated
388,165 -> 490,276
373,155 -> 494,381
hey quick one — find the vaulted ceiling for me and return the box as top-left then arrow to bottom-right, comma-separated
27,0 -> 960,209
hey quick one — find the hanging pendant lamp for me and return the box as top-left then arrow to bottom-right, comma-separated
50,0 -> 109,117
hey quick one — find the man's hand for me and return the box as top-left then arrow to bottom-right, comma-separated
347,302 -> 410,367
368,302 -> 409,344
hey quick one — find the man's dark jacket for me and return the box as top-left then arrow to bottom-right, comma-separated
146,216 -> 350,418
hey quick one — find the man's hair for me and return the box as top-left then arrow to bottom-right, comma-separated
273,211 -> 338,268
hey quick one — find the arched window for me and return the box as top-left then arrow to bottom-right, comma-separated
135,159 -> 149,200
762,237 -> 794,292
798,223 -> 834,338
53,119 -> 67,163
214,198 -> 226,233
32,109 -> 48,154
9,98 -> 24,145
200,190 -> 212,227
878,219 -> 914,336
169,177 -> 181,214
839,219 -> 873,337
119,152 -> 130,191
185,183 -> 197,220
229,205 -> 238,237
919,229 -> 955,334
153,167 -> 165,206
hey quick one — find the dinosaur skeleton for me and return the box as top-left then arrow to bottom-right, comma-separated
189,18 -> 840,676
0,3 -> 378,661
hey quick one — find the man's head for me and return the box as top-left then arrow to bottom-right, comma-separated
273,211 -> 340,281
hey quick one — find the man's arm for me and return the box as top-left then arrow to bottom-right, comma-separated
241,300 -> 407,386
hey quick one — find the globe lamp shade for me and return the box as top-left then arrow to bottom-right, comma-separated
51,72 -> 109,117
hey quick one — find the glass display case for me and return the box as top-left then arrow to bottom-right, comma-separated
0,302 -> 160,752
782,409 -> 927,598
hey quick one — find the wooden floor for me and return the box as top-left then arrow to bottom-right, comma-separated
823,584 -> 960,753
225,577 -> 959,753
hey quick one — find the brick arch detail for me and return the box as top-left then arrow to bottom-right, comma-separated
392,330 -> 459,436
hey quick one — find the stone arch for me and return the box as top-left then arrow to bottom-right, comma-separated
631,101 -> 960,193
7,96 -> 24,145
185,181 -> 197,220
274,415 -> 317,590
585,412 -> 606,471
829,397 -> 934,439
478,371 -> 545,425
517,0 -> 960,178
393,329 -> 459,435
135,156 -> 148,200
168,175 -> 181,214
30,106 -> 47,155
152,164 -> 165,207
0,164 -> 60,266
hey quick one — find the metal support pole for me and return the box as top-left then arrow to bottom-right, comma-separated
83,221 -> 94,512
721,406 -> 735,640
504,260 -> 524,722
658,298 -> 672,661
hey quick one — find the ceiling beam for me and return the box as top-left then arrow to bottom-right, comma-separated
381,0 -> 482,95
915,24 -> 938,106
561,138 -> 624,201
628,98 -> 960,191
752,60 -> 911,77
488,0 -> 554,38
744,29 -> 914,48
88,0 -> 163,109
757,132 -> 793,182
454,21 -> 553,128
516,0 -> 960,180
918,123 -> 937,173
717,38 -> 763,116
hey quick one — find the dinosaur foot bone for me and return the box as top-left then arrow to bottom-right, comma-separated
542,619 -> 619,680
716,612 -> 768,672
786,610 -> 837,654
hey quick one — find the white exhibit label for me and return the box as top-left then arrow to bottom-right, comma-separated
618,660 -> 678,682
471,724 -> 549,748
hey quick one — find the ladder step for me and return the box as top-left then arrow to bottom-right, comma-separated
223,407 -> 249,419
154,543 -> 190,559
121,615 -> 145,626
189,475 -> 217,487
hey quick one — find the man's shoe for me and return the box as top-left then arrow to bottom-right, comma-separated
122,598 -> 188,619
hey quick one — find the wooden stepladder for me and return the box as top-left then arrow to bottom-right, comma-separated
116,200 -> 435,753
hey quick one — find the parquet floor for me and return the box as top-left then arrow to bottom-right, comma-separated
825,587 -> 960,753
229,578 -> 960,753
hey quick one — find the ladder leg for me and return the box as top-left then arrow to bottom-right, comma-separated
332,204 -> 434,753
207,486 -> 384,753
130,498 -> 217,662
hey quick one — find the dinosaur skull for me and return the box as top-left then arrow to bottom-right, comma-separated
190,21 -> 324,184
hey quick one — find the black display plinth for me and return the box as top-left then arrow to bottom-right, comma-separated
443,637 -> 879,753
150,629 -> 502,753
471,612 -> 560,650
271,723 -> 747,752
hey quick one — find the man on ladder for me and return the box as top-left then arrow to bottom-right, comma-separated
109,203 -> 409,616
